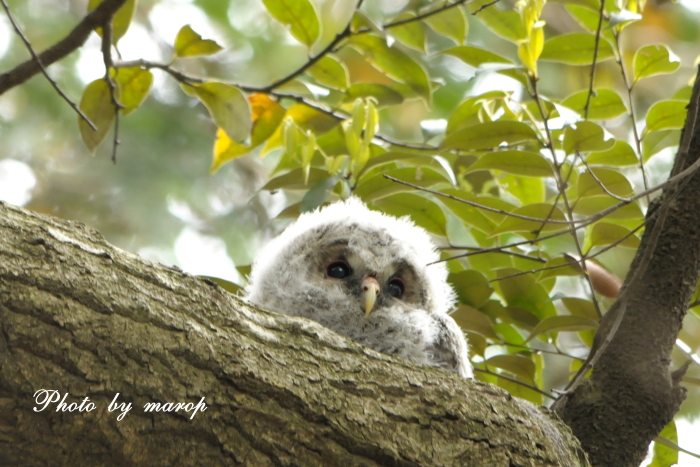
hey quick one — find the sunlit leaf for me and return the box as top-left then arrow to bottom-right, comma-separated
307,55 -> 349,90
443,46 -> 513,67
211,94 -> 286,172
182,82 -> 252,143
561,297 -> 599,320
88,0 -> 135,44
468,0 -> 526,42
550,0 -> 599,9
391,12 -> 426,52
560,89 -> 627,120
491,204 -> 567,235
501,174 -> 545,205
467,151 -> 553,177
633,45 -> 680,82
263,167 -> 328,190
577,168 -> 634,198
645,100 -> 687,132
573,196 -> 643,220
112,67 -> 153,116
286,104 -> 340,133
451,305 -> 500,340
587,141 -> 638,166
485,354 -> 536,380
349,34 -> 431,103
649,421 -> 679,467
442,121 -> 541,151
642,129 -> 680,161
563,121 -> 615,154
174,25 -> 224,57
450,270 -> 494,308
263,0 -> 320,47
425,4 -> 468,45
540,34 -> 614,65
344,83 -> 404,106
587,222 -> 640,249
200,276 -> 242,295
78,79 -> 116,153
354,167 -> 451,202
372,193 -> 447,235
525,316 -> 598,342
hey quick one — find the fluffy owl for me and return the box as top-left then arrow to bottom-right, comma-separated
245,197 -> 472,378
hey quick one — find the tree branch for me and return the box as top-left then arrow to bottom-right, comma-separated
0,0 -> 128,95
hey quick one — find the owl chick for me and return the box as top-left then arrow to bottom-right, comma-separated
245,197 -> 472,378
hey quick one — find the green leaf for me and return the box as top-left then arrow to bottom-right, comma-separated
634,45 -> 680,82
182,82 -> 252,143
78,79 -> 116,153
573,196 -> 643,220
491,204 -> 567,236
450,270 -> 494,308
451,305 -> 500,340
563,121 -> 615,154
174,25 -> 224,57
344,83 -> 404,107
446,91 -> 510,134
286,103 -> 340,133
372,193 -> 447,235
212,93 -> 286,172
307,55 -> 349,90
642,129 -> 680,161
425,5 -> 468,45
587,222 -> 640,249
649,421 -> 679,467
300,177 -> 339,212
113,67 -> 153,116
494,268 -> 557,319
537,257 -> 581,280
391,12 -> 426,52
349,34 -> 431,103
443,46 -> 513,67
441,121 -> 541,151
468,0 -> 526,42
88,0 -> 135,44
577,168 -> 634,198
263,0 -> 320,47
561,297 -> 599,320
587,141 -> 638,166
645,100 -> 687,132
540,34 -> 614,65
466,151 -> 553,177
263,167 -> 329,190
357,152 -> 425,178
354,167 -> 451,202
439,190 -> 506,233
501,174 -> 545,205
525,316 -> 598,342
551,0 -> 601,10
560,89 -> 627,120
484,354 -> 536,380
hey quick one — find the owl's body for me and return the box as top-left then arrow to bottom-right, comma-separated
246,198 -> 472,378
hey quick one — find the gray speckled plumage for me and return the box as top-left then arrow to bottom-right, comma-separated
246,197 -> 472,378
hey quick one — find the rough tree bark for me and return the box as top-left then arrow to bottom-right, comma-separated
0,201 -> 587,466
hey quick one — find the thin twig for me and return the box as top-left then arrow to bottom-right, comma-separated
440,245 -> 547,263
100,18 -> 123,163
0,0 -> 97,129
0,0 -> 128,95
471,0 -> 500,15
473,367 -> 555,399
583,0 -> 606,119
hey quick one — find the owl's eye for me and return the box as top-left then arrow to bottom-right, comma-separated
388,278 -> 405,299
326,260 -> 352,279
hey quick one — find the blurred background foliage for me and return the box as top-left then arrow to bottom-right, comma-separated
2,0 -> 700,464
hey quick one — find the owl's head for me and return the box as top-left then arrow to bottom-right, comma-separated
245,198 -> 456,323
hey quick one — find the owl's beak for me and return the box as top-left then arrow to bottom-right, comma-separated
362,276 -> 380,316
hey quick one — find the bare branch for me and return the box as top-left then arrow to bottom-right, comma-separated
0,0 -> 128,95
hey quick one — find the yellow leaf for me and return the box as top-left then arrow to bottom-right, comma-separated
174,25 -> 224,58
88,0 -> 136,44
78,79 -> 117,153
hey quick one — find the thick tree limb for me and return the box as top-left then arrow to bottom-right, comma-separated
556,66 -> 700,467
0,0 -> 127,95
0,201 -> 587,466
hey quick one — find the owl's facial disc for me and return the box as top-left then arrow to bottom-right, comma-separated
362,276 -> 380,316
